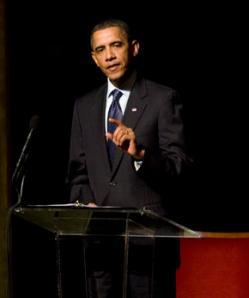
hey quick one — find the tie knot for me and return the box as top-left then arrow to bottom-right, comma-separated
111,89 -> 123,103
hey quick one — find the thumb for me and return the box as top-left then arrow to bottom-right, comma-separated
106,132 -> 113,140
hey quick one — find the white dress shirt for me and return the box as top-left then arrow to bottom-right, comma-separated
104,73 -> 143,170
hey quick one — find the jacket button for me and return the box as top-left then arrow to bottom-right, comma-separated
109,181 -> 117,186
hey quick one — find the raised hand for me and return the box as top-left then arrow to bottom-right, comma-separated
106,118 -> 144,160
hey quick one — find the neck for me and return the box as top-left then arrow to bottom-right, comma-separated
110,70 -> 137,91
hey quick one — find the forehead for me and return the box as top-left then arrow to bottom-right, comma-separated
92,26 -> 128,48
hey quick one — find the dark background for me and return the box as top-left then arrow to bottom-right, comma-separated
6,1 -> 248,227
6,1 -> 248,298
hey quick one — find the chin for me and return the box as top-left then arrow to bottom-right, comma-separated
108,72 -> 125,84
108,75 -> 122,84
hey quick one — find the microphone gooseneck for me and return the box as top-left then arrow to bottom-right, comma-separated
12,114 -> 40,187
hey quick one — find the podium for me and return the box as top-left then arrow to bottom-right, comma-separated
12,205 -> 200,298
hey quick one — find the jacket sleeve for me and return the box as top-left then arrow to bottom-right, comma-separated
137,89 -> 192,185
67,100 -> 95,203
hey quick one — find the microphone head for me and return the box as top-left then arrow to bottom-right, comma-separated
29,115 -> 40,130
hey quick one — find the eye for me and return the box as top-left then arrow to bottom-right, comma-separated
95,46 -> 104,53
112,42 -> 123,48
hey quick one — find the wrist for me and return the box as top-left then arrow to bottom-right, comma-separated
133,148 -> 145,161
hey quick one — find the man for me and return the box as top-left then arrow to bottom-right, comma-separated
68,18 -> 189,298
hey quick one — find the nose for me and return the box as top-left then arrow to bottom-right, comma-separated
105,47 -> 115,61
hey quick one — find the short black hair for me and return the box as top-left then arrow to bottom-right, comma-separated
90,18 -> 132,49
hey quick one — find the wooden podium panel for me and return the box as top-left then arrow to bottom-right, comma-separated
177,234 -> 249,298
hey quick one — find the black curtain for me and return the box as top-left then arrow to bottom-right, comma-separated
7,0 -> 249,228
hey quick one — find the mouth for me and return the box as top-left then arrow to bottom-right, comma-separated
107,64 -> 120,72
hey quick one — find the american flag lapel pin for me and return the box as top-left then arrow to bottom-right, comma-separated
131,107 -> 137,112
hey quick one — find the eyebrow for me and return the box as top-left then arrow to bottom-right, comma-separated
93,40 -> 124,52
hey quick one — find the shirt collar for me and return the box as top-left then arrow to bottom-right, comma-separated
107,81 -> 118,98
107,71 -> 137,98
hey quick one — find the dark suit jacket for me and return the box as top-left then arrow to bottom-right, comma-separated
68,77 -> 188,216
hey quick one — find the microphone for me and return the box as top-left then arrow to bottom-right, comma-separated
12,115 -> 40,184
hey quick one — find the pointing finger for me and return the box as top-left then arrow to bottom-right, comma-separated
108,118 -> 122,126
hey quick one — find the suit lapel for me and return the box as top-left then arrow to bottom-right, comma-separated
89,85 -> 112,175
111,78 -> 148,174
122,78 -> 148,129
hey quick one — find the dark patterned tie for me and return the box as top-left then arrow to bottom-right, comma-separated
107,89 -> 123,165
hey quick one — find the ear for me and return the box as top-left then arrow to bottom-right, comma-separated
91,51 -> 100,67
131,40 -> 140,57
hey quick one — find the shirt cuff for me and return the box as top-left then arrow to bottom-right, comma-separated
134,160 -> 143,171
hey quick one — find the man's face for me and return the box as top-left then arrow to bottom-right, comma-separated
91,26 -> 139,85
